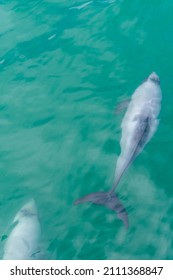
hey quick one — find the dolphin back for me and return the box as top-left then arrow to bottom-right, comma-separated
114,72 -> 162,189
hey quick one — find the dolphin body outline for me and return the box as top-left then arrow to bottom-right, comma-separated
74,72 -> 162,228
3,199 -> 41,260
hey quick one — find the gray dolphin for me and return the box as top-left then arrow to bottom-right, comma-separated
75,72 -> 162,228
3,199 -> 41,260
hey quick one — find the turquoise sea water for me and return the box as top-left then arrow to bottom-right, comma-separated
0,0 -> 173,260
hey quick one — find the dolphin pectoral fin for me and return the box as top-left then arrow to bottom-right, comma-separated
74,191 -> 129,228
115,100 -> 130,115
1,234 -> 7,242
31,247 -> 45,260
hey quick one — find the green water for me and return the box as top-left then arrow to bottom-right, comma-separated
0,0 -> 173,260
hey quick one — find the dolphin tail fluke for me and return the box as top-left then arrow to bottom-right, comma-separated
74,191 -> 129,228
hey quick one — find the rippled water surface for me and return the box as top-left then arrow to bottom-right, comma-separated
0,0 -> 173,260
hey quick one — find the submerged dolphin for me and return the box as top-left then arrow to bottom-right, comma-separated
3,199 -> 41,260
75,72 -> 162,228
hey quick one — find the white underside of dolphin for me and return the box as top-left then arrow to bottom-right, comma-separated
75,72 -> 162,228
3,199 -> 41,260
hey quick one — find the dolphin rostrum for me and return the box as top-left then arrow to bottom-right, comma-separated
3,199 -> 41,260
74,72 -> 162,228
